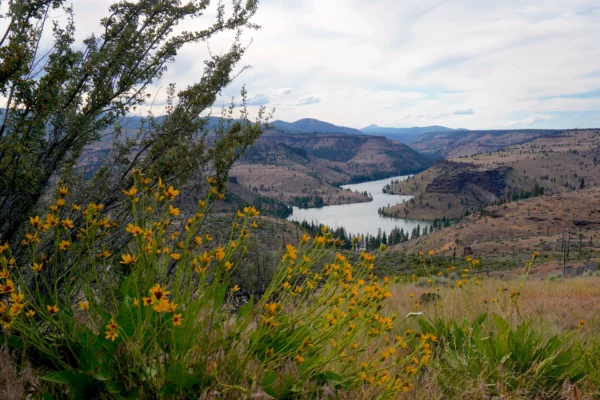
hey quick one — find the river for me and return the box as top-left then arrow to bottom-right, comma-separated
287,175 -> 432,237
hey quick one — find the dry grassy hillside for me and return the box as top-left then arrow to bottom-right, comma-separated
383,130 -> 600,220
231,131 -> 432,207
390,187 -> 600,273
410,128 -> 565,158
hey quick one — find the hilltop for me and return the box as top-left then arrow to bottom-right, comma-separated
389,187 -> 600,275
382,130 -> 600,220
230,130 -> 432,207
361,124 -> 462,144
271,118 -> 363,135
409,128 -> 566,158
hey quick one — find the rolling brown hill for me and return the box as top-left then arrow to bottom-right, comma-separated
410,128 -> 566,158
383,130 -> 600,220
389,187 -> 600,275
230,131 -> 432,207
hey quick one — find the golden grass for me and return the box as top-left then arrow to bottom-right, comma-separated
389,276 -> 600,338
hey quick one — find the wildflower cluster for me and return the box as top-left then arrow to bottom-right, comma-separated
1,173 -> 425,398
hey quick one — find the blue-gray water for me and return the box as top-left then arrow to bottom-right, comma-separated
287,175 -> 432,237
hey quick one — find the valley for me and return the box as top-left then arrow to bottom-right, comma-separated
230,130 -> 432,207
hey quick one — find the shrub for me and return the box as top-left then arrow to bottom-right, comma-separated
1,173 -> 425,399
417,313 -> 588,398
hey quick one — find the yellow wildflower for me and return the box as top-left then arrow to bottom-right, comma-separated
172,313 -> 184,326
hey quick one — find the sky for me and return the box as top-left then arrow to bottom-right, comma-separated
7,0 -> 600,130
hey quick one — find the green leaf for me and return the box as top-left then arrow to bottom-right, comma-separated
104,380 -> 123,394
492,313 -> 510,335
417,318 -> 435,335
116,301 -> 136,337
41,371 -> 93,400
165,362 -> 201,390
317,370 -> 343,386
262,370 -> 278,398
93,367 -> 112,381
120,275 -> 133,299
473,312 -> 488,327
237,296 -> 254,322
213,283 -> 228,311
117,387 -> 140,400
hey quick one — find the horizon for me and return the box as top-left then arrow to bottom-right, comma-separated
5,1 -> 599,131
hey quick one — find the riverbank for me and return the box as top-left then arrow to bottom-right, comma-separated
287,175 -> 432,238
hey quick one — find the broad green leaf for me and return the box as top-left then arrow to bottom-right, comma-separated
165,362 -> 201,389
213,283 -> 228,311
41,371 -> 93,400
492,313 -> 510,335
237,296 -> 254,322
93,367 -> 112,381
262,370 -> 278,398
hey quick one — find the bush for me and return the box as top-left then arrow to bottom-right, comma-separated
1,173 -> 426,399
417,313 -> 588,398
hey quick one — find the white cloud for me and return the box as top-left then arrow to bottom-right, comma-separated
296,96 -> 321,106
513,114 -> 553,126
246,93 -> 269,106
453,109 -> 474,115
272,88 -> 293,95
3,0 -> 599,129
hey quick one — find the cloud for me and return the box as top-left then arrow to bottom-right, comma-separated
246,94 -> 270,106
272,88 -> 293,95
296,96 -> 321,106
39,0 -> 600,129
513,114 -> 553,126
453,108 -> 474,115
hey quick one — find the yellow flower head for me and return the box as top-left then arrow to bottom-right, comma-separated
59,240 -> 71,251
105,330 -> 119,341
215,247 -> 225,261
30,216 -> 43,229
47,304 -> 59,315
165,186 -> 180,200
172,313 -> 184,326
231,285 -> 240,293
153,297 -> 170,313
1,279 -> 15,294
149,283 -> 170,301
97,250 -> 112,259
120,254 -> 137,265
126,224 -> 143,236
168,205 -> 180,216
122,187 -> 138,198
79,300 -> 89,310
10,292 -> 24,304
243,206 -> 260,217
25,309 -> 36,318
59,186 -> 69,197
61,218 -> 74,229
10,302 -> 24,316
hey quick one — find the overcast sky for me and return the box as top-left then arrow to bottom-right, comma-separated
12,1 -> 600,129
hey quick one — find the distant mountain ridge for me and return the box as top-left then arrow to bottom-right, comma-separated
360,124 -> 462,135
360,124 -> 467,144
271,118 -> 363,135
